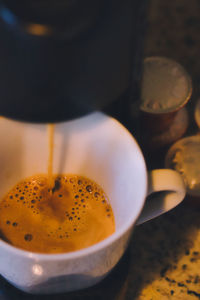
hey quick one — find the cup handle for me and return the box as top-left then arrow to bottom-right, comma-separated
136,169 -> 186,225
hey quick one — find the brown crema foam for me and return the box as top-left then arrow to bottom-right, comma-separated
0,174 -> 115,253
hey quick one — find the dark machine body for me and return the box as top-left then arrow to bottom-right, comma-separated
0,0 -> 147,124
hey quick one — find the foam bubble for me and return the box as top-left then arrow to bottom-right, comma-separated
86,185 -> 93,193
24,234 -> 33,241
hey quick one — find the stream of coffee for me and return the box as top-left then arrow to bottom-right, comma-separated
48,124 -> 55,191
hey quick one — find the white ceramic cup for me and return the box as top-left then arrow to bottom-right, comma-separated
0,112 -> 185,294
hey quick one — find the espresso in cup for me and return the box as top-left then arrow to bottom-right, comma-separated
0,174 -> 115,253
0,123 -> 115,253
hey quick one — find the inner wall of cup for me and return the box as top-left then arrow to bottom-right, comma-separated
0,113 -> 147,231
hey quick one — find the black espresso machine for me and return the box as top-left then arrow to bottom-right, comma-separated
0,0 -> 148,127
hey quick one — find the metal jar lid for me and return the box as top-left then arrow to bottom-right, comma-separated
140,56 -> 192,114
194,98 -> 200,129
165,135 -> 200,197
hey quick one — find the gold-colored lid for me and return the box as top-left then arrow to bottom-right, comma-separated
165,135 -> 200,197
194,98 -> 200,129
140,56 -> 192,114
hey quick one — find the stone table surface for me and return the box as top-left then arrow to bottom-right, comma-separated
1,0 -> 200,299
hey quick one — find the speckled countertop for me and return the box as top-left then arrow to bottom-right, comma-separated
1,1 -> 200,299
127,1 -> 200,299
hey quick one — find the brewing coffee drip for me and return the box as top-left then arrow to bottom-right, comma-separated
0,2 -> 146,191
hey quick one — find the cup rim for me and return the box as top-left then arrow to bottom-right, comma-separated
0,113 -> 148,261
